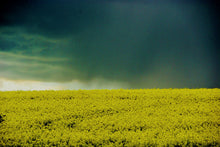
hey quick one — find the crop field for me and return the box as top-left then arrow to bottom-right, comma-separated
0,89 -> 219,146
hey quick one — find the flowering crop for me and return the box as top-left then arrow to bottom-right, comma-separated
0,89 -> 219,146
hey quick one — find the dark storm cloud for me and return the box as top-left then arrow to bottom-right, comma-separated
0,0 -> 219,88
0,0 -> 28,25
208,0 -> 220,88
0,0 -> 109,38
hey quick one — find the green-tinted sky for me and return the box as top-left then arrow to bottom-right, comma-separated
0,0 -> 219,90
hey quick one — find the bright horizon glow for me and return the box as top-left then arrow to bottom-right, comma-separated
0,78 -> 129,91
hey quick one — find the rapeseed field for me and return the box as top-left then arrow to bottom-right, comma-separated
0,89 -> 219,146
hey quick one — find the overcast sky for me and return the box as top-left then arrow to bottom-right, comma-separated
0,0 -> 219,90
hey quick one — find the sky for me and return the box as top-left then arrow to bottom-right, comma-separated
0,0 -> 219,90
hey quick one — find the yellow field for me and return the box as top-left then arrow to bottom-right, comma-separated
0,89 -> 219,146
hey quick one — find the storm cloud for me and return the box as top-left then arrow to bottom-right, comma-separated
0,0 -> 219,89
